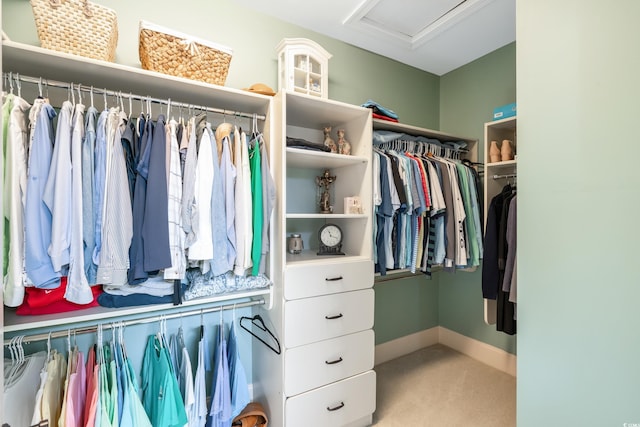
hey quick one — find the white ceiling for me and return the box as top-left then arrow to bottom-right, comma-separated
234,0 -> 515,76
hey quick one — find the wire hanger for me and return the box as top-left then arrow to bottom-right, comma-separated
239,314 -> 281,355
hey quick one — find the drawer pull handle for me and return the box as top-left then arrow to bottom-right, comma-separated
327,402 -> 345,412
325,276 -> 343,282
325,313 -> 343,320
325,357 -> 343,365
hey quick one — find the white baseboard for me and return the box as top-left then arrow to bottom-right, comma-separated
375,326 -> 516,377
375,327 -> 439,365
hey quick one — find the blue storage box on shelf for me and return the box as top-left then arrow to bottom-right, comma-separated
493,102 -> 517,120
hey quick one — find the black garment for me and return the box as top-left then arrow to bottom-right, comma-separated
286,136 -> 331,152
483,184 -> 517,335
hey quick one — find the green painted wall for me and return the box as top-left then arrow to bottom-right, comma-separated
374,275 -> 439,344
438,43 -> 517,354
2,0 -> 440,129
517,0 -> 640,424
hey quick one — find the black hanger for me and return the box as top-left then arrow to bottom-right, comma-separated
240,314 -> 281,355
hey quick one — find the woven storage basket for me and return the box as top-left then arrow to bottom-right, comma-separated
30,0 -> 118,62
139,21 -> 233,86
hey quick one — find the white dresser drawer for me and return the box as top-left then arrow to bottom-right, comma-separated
284,289 -> 374,348
286,370 -> 376,427
284,259 -> 373,300
284,330 -> 374,396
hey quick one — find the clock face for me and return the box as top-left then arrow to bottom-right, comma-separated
320,224 -> 342,248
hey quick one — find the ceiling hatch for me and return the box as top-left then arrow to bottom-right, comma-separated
344,0 -> 494,50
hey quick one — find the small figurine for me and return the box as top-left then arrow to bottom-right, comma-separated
323,126 -> 337,153
336,129 -> 351,155
316,169 -> 336,214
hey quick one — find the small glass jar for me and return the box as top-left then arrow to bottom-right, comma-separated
287,233 -> 304,254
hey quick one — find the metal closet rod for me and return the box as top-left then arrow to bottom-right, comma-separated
2,72 -> 266,121
492,173 -> 517,180
3,298 -> 264,346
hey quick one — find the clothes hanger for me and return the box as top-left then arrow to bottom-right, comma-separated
239,314 -> 281,355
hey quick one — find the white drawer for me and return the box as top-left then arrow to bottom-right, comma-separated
286,370 -> 376,427
284,259 -> 373,300
284,289 -> 374,348
284,330 -> 374,396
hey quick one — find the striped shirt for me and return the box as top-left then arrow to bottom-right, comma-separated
96,110 -> 133,285
164,119 -> 186,280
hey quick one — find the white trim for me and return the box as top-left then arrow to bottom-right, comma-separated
374,327 -> 439,365
374,326 -> 516,377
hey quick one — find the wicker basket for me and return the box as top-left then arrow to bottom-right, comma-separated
138,21 -> 233,86
30,0 -> 118,62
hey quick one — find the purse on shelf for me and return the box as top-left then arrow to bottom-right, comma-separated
30,0 -> 118,62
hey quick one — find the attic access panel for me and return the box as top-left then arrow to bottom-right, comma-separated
344,0 -> 492,49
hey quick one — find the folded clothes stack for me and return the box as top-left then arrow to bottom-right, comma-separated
361,100 -> 399,122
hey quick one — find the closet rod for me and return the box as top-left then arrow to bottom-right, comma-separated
492,173 -> 517,180
3,298 -> 265,346
2,72 -> 266,121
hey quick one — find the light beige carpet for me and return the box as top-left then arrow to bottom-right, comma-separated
373,344 -> 516,427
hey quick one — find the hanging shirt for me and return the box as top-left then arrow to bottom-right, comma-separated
233,128 -> 253,276
82,106 -> 98,285
25,99 -> 61,289
142,114 -> 172,272
249,142 -> 263,276
207,323 -> 232,427
181,115 -> 200,249
3,95 -> 31,307
120,350 -> 152,427
141,335 -> 188,427
92,109 -> 110,266
259,133 -> 276,275
165,119 -> 186,280
3,351 -> 47,427
209,128 -> 231,276
189,125 -> 215,263
227,322 -> 250,420
64,349 -> 87,427
40,350 -> 67,426
43,100 -> 74,273
128,115 -> 152,285
191,334 -> 209,427
67,102 -> 94,304
2,93 -> 13,278
221,133 -> 237,273
96,110 -> 133,286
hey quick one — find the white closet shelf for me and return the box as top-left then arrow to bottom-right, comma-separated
372,118 -> 476,144
286,147 -> 367,169
3,286 -> 272,334
285,213 -> 367,219
285,91 -> 370,129
2,41 -> 271,115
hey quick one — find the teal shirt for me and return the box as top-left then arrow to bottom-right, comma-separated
141,335 -> 187,427
249,142 -> 263,276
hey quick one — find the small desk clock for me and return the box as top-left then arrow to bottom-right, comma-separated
317,223 -> 345,256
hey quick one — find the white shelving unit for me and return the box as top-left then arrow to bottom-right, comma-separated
1,41 -> 274,333
253,91 -> 375,427
483,115 -> 517,324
